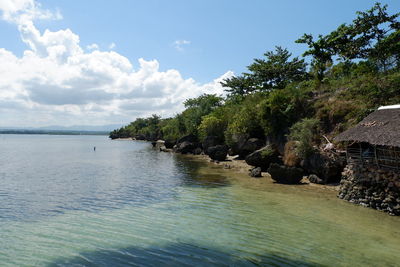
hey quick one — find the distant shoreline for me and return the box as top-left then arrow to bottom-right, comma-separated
0,130 -> 108,136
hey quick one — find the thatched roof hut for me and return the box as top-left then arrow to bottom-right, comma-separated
335,105 -> 400,170
335,106 -> 400,147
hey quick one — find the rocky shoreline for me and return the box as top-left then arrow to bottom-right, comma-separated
118,135 -> 400,216
149,134 -> 345,184
146,135 -> 345,195
339,164 -> 400,216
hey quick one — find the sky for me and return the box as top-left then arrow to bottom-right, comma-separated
0,0 -> 399,128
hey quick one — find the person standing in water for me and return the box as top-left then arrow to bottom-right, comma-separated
94,146 -> 96,151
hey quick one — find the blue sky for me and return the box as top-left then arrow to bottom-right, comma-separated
0,0 -> 399,127
19,0 -> 400,82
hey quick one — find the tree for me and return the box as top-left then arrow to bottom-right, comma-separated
296,34 -> 334,82
346,3 -> 399,71
220,75 -> 257,97
222,47 -> 308,96
181,94 -> 223,136
297,3 -> 400,78
248,46 -> 309,90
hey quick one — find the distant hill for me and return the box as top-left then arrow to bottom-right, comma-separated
36,124 -> 124,132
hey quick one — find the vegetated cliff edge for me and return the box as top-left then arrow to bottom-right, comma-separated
110,3 -> 400,214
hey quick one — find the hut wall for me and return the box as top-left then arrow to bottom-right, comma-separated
338,164 -> 400,215
346,144 -> 400,170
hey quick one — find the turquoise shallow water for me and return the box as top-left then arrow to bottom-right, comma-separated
0,135 -> 399,266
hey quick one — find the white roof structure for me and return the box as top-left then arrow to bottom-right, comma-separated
378,104 -> 400,110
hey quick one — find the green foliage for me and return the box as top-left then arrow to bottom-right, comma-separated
159,117 -> 183,142
260,147 -> 275,158
222,47 -> 309,96
296,33 -> 334,82
110,3 -> 400,152
181,94 -> 224,136
247,46 -> 309,90
220,75 -> 257,97
224,93 -> 266,145
198,115 -> 226,140
297,3 -> 399,81
288,118 -> 320,159
258,83 -> 312,137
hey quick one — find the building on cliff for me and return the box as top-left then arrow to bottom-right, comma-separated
335,105 -> 400,170
335,105 -> 400,215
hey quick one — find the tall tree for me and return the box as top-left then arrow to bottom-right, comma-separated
248,46 -> 308,90
222,46 -> 308,96
349,2 -> 399,70
220,75 -> 257,97
296,34 -> 334,82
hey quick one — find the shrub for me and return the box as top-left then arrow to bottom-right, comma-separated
288,118 -> 320,160
198,115 -> 225,140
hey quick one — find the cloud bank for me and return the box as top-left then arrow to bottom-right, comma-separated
0,0 -> 232,127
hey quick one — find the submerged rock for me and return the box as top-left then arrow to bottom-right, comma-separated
267,163 -> 304,184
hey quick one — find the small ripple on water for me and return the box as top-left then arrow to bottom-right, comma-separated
1,136 -> 400,266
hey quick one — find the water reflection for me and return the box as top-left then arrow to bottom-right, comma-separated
0,136 -> 229,222
174,154 -> 230,188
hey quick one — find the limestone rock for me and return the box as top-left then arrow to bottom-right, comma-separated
267,163 -> 304,184
202,136 -> 222,155
207,145 -> 228,161
249,167 -> 262,178
245,145 -> 280,171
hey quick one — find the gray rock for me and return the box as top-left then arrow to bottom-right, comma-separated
239,138 -> 265,158
301,152 -> 345,183
202,136 -> 222,155
267,163 -> 304,184
207,145 -> 228,161
308,174 -> 324,184
193,147 -> 203,155
174,141 -> 196,154
228,134 -> 249,156
177,134 -> 198,144
134,134 -> 146,140
164,140 -> 175,149
245,145 -> 280,171
250,167 -> 262,178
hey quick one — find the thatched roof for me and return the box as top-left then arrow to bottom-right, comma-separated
335,107 -> 400,147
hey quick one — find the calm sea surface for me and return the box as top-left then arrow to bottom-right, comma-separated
0,134 -> 399,266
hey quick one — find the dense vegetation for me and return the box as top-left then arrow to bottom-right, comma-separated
110,3 -> 400,154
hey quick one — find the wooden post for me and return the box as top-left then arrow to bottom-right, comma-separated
374,145 -> 379,168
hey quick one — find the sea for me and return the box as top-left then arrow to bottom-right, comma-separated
0,134 -> 399,266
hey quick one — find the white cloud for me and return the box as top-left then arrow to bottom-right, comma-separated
0,0 -> 62,24
109,42 -> 116,50
173,39 -> 191,51
0,1 -> 232,127
86,43 -> 99,50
